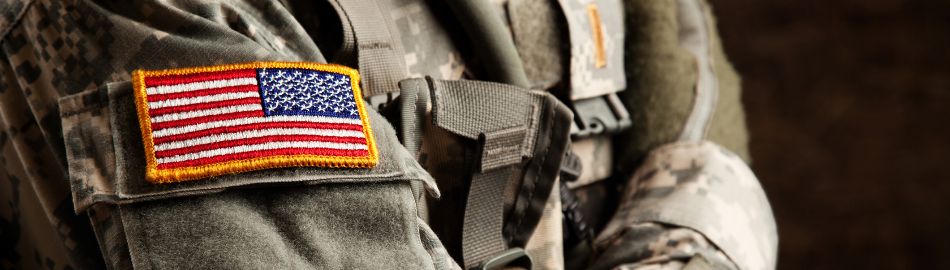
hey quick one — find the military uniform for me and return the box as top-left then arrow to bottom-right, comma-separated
0,0 -> 776,269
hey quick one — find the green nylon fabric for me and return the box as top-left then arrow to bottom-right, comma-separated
430,79 -> 532,140
329,0 -> 408,97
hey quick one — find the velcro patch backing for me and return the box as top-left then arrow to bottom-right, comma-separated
132,62 -> 378,183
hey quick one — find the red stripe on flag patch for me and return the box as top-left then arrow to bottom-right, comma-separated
150,110 -> 265,131
151,121 -> 365,144
153,134 -> 369,158
156,148 -> 371,169
148,97 -> 262,116
147,84 -> 259,102
143,69 -> 258,86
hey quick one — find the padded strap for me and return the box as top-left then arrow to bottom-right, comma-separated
331,0 -> 409,97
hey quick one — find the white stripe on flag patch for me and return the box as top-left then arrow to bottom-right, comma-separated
156,141 -> 370,164
148,91 -> 260,109
150,104 -> 263,123
153,127 -> 367,151
145,77 -> 258,95
151,115 -> 365,138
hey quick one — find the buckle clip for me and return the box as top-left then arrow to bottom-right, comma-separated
569,92 -> 631,138
559,148 -> 583,182
474,248 -> 532,270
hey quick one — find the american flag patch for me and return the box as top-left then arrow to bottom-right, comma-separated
132,62 -> 377,183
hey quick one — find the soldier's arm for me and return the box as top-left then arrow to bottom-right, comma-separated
590,0 -> 778,269
0,1 -> 460,269
592,223 -> 737,269
590,141 -> 775,270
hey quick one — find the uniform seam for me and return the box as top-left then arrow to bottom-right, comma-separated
0,0 -> 34,42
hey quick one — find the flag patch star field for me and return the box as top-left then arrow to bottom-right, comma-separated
132,62 -> 377,183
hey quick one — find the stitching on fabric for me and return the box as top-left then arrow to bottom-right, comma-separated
132,61 -> 379,184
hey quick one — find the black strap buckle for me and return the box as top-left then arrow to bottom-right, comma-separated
569,92 -> 631,138
559,147 -> 583,183
474,248 -> 532,270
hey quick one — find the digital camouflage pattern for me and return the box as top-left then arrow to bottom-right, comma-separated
0,0 -> 775,269
593,223 -> 736,270
387,0 -> 467,81
524,180 -> 566,269
567,136 -> 614,189
556,0 -> 626,100
595,142 -> 777,270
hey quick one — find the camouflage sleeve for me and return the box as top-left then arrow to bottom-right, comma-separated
1,1 -> 457,269
600,0 -> 778,268
0,1 -> 105,267
591,222 -> 736,270
592,142 -> 778,270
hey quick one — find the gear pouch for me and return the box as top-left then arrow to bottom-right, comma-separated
59,81 -> 456,269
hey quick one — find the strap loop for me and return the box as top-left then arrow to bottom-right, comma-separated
330,0 -> 408,98
398,77 -> 573,268
559,147 -> 583,182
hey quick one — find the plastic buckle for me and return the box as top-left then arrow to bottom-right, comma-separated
569,92 -> 631,138
367,92 -> 400,111
559,148 -> 583,182
475,248 -> 532,270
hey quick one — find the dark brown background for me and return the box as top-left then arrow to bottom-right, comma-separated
707,0 -> 950,269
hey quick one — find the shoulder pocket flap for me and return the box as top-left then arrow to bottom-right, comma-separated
60,81 -> 431,212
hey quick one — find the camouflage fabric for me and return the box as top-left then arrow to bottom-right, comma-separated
0,0 -> 456,269
567,136 -> 614,189
556,0 -> 627,100
592,222 -> 736,270
387,0 -> 467,80
0,0 -> 775,269
595,141 -> 778,270
524,179 -> 566,270
576,0 -> 771,268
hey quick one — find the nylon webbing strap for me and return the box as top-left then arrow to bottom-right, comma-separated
417,78 -> 572,269
463,168 -> 515,269
398,79 -> 431,156
333,0 -> 408,97
426,78 -> 533,268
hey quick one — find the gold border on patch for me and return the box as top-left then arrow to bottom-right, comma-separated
132,62 -> 378,184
